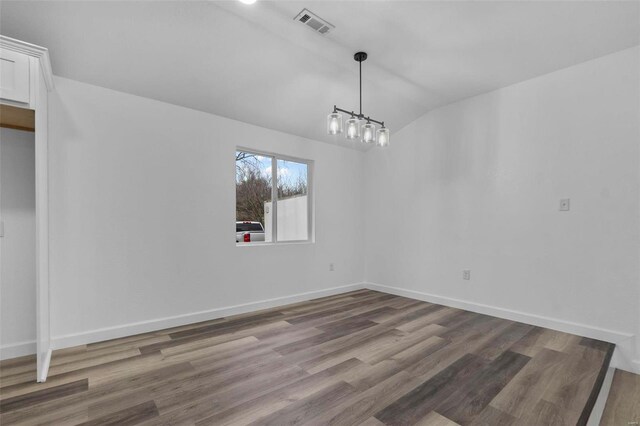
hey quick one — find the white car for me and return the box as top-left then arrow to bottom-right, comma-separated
236,221 -> 265,243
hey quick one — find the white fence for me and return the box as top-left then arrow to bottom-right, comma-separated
264,195 -> 308,242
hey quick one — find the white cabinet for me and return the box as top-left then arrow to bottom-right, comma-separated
0,49 -> 31,105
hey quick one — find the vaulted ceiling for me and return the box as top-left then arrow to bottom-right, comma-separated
1,1 -> 638,149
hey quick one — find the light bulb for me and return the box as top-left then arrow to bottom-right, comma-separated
361,122 -> 376,143
376,127 -> 390,147
345,117 -> 360,140
238,0 -> 256,4
327,112 -> 343,135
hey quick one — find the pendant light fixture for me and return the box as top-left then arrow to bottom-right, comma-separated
327,52 -> 390,147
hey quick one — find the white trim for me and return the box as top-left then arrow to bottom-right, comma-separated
365,282 -> 637,372
0,35 -> 54,91
0,340 -> 36,360
611,347 -> 640,375
586,367 -> 615,426
37,349 -> 52,383
51,283 -> 365,350
235,241 -> 314,247
34,62 -> 51,382
307,159 -> 314,243
271,155 -> 278,242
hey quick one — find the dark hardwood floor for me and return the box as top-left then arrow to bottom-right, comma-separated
0,289 -> 614,425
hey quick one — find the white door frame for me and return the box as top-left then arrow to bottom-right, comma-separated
34,54 -> 51,382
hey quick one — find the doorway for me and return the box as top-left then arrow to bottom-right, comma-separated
0,101 -> 50,382
0,126 -> 36,361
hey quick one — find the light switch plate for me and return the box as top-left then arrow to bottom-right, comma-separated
559,199 -> 570,211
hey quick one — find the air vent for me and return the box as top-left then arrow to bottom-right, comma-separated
294,8 -> 334,35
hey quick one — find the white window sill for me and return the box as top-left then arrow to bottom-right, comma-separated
236,240 -> 314,247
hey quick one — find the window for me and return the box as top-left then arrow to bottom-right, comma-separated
236,149 -> 312,244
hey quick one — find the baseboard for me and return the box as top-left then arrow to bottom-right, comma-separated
365,282 -> 637,372
51,283 -> 365,350
611,348 -> 640,375
0,340 -> 36,360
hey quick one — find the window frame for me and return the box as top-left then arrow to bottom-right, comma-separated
235,147 -> 314,246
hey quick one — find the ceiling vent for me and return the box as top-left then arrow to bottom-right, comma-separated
294,8 -> 334,35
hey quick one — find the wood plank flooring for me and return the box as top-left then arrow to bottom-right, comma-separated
0,289 -> 614,425
600,369 -> 640,425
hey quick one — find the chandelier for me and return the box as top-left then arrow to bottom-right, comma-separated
327,52 -> 389,147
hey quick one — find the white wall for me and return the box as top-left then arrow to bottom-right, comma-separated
364,47 -> 640,370
0,128 -> 36,358
48,76 -> 364,347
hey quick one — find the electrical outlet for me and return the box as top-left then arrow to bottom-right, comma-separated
463,270 -> 471,280
559,198 -> 570,211
329,263 -> 335,272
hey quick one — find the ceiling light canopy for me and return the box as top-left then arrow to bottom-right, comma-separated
327,52 -> 389,148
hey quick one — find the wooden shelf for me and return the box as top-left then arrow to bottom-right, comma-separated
0,104 -> 35,132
